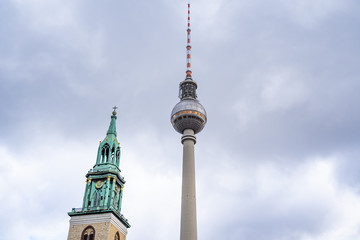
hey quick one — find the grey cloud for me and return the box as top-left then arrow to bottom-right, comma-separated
1,0 -> 360,239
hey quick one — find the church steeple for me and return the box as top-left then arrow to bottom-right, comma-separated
68,108 -> 130,240
95,107 -> 121,167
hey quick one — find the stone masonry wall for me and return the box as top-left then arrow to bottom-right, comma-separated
108,222 -> 126,240
67,222 -> 110,240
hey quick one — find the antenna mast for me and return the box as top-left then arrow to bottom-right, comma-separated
186,3 -> 192,78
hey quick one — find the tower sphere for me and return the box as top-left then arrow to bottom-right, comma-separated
171,99 -> 207,134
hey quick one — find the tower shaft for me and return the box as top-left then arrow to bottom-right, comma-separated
180,129 -> 197,240
171,4 -> 207,240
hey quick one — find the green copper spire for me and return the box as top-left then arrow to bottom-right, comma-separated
106,106 -> 118,136
68,107 -> 130,228
96,106 -> 121,167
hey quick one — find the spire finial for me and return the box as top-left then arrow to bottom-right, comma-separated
112,106 -> 118,116
186,3 -> 192,78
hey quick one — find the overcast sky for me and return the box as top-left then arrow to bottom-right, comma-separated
1,0 -> 360,239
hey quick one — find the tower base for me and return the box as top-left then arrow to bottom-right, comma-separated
67,212 -> 128,240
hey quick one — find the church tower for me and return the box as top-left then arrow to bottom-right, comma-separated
171,4 -> 207,240
67,107 -> 130,240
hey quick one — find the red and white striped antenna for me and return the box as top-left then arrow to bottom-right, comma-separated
186,3 -> 192,78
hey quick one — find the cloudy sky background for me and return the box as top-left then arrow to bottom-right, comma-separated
1,0 -> 360,239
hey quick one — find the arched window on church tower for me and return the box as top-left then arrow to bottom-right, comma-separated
93,190 -> 101,207
81,226 -> 95,240
101,144 -> 110,163
113,189 -> 119,209
111,146 -> 115,163
116,147 -> 120,165
114,232 -> 120,240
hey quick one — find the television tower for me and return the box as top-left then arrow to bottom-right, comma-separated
171,4 -> 207,240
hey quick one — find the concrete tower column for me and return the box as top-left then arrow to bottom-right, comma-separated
171,4 -> 206,240
180,129 -> 197,240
